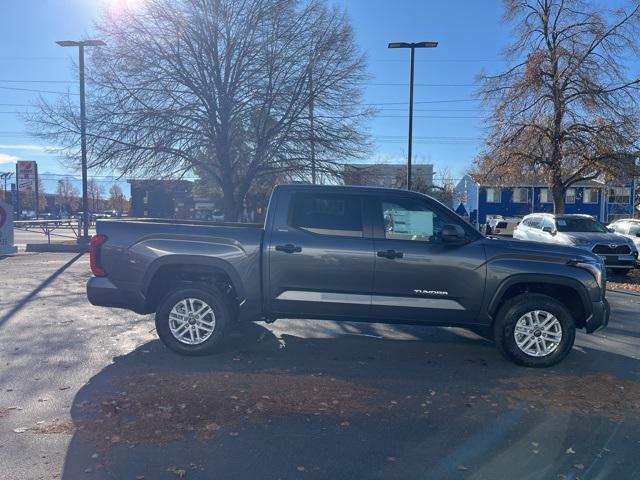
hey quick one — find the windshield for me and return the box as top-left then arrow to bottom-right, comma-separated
629,223 -> 640,236
555,217 -> 608,233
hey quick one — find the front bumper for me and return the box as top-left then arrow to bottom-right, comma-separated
87,276 -> 147,314
584,298 -> 610,333
594,254 -> 637,269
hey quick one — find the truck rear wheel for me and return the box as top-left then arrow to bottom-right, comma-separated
155,286 -> 231,356
493,293 -> 575,367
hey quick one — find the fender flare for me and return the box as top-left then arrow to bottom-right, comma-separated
487,273 -> 592,319
141,254 -> 246,302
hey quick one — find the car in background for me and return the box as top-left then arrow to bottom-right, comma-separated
211,209 -> 224,222
485,217 -> 520,237
514,213 -> 638,274
608,218 -> 640,253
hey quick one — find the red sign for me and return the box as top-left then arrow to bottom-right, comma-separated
17,161 -> 37,180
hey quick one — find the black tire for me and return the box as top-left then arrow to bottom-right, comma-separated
493,293 -> 575,368
155,285 -> 232,356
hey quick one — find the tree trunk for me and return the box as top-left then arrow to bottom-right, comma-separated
221,188 -> 239,222
551,183 -> 566,214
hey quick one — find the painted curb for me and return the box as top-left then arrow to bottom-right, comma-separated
25,243 -> 88,253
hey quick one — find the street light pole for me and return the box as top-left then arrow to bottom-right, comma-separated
388,41 -> 438,191
56,39 -> 106,242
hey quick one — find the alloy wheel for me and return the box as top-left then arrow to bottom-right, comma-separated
513,310 -> 563,357
168,298 -> 216,345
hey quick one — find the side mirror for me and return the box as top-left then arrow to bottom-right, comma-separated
607,227 -> 615,233
542,226 -> 556,235
636,232 -> 640,238
441,224 -> 467,244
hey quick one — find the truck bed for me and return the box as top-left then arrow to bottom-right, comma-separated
92,218 -> 265,318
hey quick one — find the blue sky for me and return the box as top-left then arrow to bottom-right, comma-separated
0,0 -> 513,191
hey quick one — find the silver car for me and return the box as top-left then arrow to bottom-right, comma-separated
608,219 -> 640,252
514,213 -> 639,274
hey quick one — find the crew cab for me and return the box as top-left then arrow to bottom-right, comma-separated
87,184 -> 609,367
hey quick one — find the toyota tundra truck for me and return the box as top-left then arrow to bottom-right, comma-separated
87,184 -> 609,367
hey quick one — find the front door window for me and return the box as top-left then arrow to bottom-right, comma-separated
381,197 -> 463,243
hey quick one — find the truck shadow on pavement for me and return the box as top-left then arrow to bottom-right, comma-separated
59,320 -> 640,480
0,252 -> 85,329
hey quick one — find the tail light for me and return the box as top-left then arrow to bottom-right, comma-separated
90,234 -> 108,277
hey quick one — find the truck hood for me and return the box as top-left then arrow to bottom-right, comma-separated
482,237 -> 600,263
564,232 -> 630,245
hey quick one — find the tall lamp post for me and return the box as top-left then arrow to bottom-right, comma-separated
56,39 -> 106,242
388,41 -> 438,191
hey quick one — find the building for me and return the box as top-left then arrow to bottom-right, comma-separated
454,174 -> 636,226
128,180 -> 194,219
342,163 -> 433,190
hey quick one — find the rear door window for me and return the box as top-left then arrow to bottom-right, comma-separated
290,193 -> 363,238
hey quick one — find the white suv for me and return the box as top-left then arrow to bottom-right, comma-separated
514,213 -> 638,274
608,219 -> 640,252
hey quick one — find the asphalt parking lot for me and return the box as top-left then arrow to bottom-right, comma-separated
0,252 -> 639,480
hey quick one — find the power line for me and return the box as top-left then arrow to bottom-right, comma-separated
0,79 -> 76,84
368,58 -> 504,63
371,115 -> 482,119
367,83 -> 476,87
0,85 -> 79,95
363,98 -> 481,105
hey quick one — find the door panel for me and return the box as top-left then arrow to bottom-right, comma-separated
370,196 -> 486,324
372,239 -> 486,323
268,191 -> 374,318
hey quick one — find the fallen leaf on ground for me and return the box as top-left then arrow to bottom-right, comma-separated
167,466 -> 186,478
296,466 -> 305,471
566,447 -> 576,454
574,464 -> 585,470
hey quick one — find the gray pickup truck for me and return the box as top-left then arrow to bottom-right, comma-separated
87,184 -> 609,367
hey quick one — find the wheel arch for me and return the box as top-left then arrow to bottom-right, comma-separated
488,274 -> 592,328
141,255 -> 245,314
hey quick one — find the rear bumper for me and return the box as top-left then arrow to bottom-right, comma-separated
87,276 -> 147,314
585,298 -> 610,333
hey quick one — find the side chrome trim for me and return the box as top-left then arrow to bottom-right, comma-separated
275,290 -> 465,310
372,295 -> 465,310
276,291 -> 371,305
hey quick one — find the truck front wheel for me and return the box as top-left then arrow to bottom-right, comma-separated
155,286 -> 231,356
493,293 -> 575,367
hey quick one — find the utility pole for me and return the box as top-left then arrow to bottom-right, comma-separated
308,59 -> 316,184
56,39 -> 106,242
388,41 -> 438,191
0,172 -> 13,203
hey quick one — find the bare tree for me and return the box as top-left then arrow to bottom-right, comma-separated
475,0 -> 640,213
88,178 -> 105,212
29,0 -> 370,220
108,184 -> 128,212
56,177 -> 80,214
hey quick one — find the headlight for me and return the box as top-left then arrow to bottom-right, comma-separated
574,261 -> 605,288
572,238 -> 591,246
